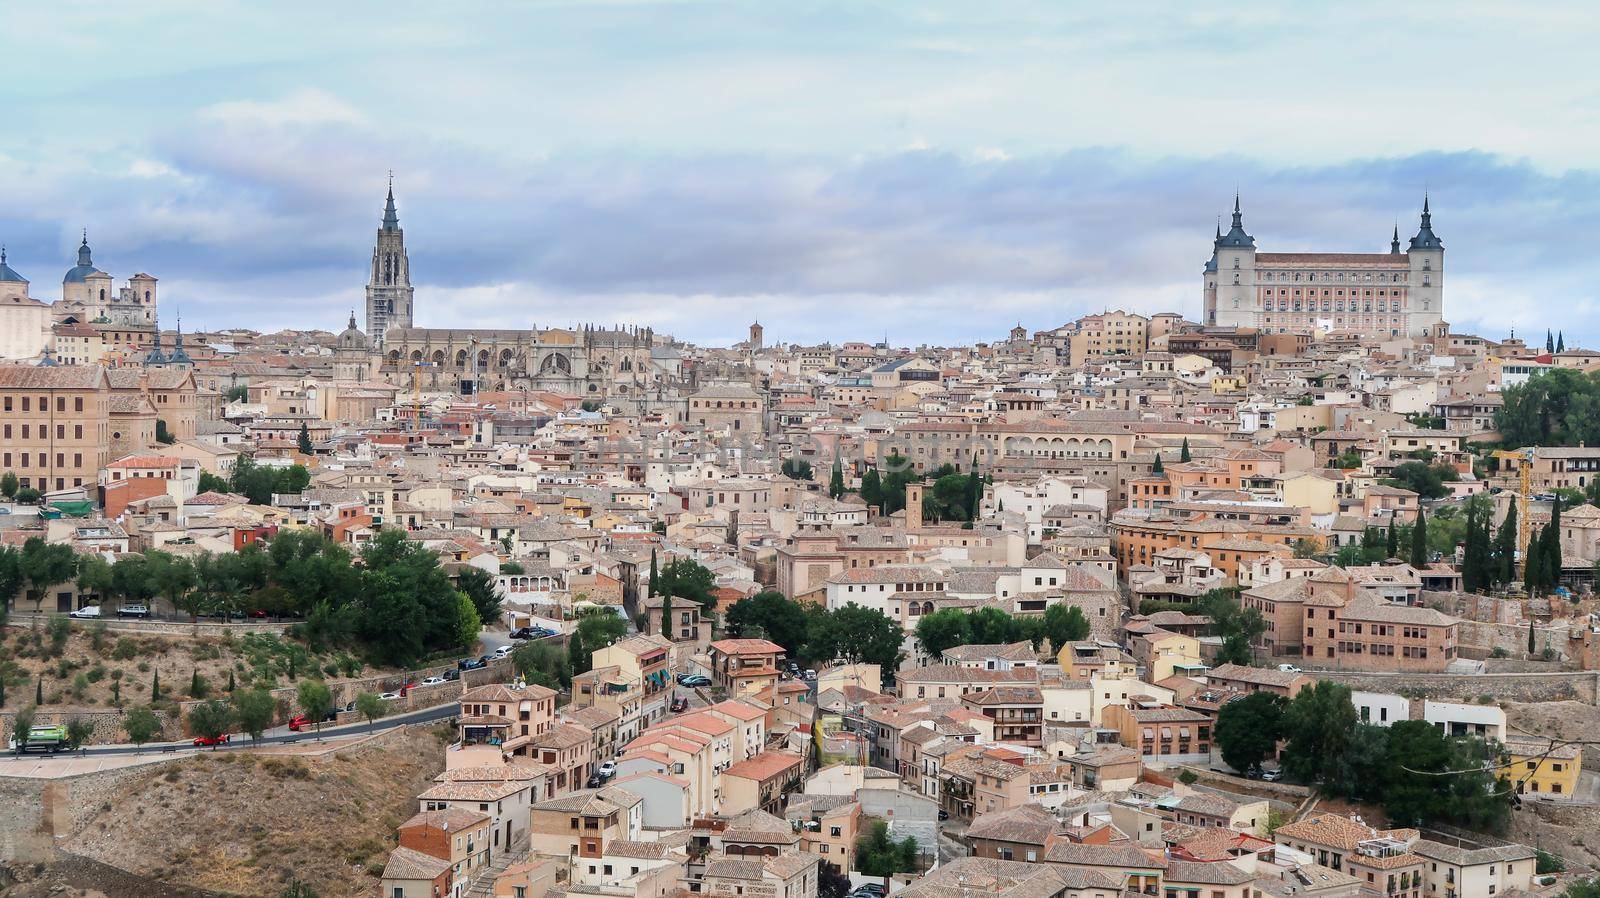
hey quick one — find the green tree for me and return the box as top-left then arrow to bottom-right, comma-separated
854,820 -> 920,885
1202,589 -> 1264,666
456,566 -> 502,625
0,471 -> 18,499
296,679 -> 333,736
1386,519 -> 1399,558
155,419 -> 176,444
568,627 -> 590,676
1546,498 -> 1564,585
1041,603 -> 1091,651
915,608 -> 973,658
1180,438 -> 1191,462
122,706 -> 161,748
187,699 -> 235,747
355,691 -> 388,732
1529,621 -> 1537,655
66,717 -> 94,749
1214,691 -> 1286,775
878,453 -> 919,514
1152,453 -> 1164,474
1292,538 -> 1322,560
1495,502 -> 1519,585
825,603 -> 904,680
655,558 -> 716,606
151,668 -> 161,702
781,458 -> 814,481
1410,507 -> 1429,567
20,538 -> 78,612
12,705 -> 35,751
512,641 -> 572,689
724,591 -> 810,656
860,468 -> 883,509
454,593 -> 483,648
233,688 -> 276,742
297,422 -> 314,455
1282,681 -> 1358,784
829,459 -> 846,499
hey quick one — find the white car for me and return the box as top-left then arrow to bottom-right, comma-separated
379,691 -> 401,701
493,644 -> 514,657
1277,664 -> 1301,673
420,676 -> 446,687
598,760 -> 617,778
68,606 -> 101,619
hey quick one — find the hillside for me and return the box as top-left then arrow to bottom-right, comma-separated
64,725 -> 450,897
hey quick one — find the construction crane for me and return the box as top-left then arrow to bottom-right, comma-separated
1490,447 -> 1535,558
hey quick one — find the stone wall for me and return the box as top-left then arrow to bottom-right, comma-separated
1314,670 -> 1600,704
0,708 -> 181,746
3,657 -> 510,744
7,612 -> 291,638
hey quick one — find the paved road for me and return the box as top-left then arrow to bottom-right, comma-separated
6,701 -> 460,761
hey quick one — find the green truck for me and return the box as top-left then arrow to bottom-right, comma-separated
9,724 -> 69,754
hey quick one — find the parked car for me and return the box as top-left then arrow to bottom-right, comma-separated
937,809 -> 949,821
586,774 -> 604,788
598,760 -> 617,779
193,733 -> 231,747
118,604 -> 151,619
458,658 -> 488,671
1277,663 -> 1301,674
670,696 -> 688,713
676,674 -> 711,688
68,605 -> 101,619
420,676 -> 446,687
493,645 -> 514,658
379,691 -> 401,701
509,627 -> 535,640
288,714 -> 312,731
441,668 -> 461,681
1260,768 -> 1283,782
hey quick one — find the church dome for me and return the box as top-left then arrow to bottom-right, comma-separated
338,311 -> 369,350
63,236 -> 106,284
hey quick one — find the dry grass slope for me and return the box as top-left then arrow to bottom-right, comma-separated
65,725 -> 449,898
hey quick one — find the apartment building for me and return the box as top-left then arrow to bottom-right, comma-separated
397,807 -> 494,893
1275,814 -> 1424,898
590,634 -> 673,729
1411,841 -> 1535,898
455,682 -> 559,766
1102,702 -> 1213,764
0,365 -> 111,492
707,638 -> 786,695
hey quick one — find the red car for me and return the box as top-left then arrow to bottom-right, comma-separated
193,733 -> 231,747
288,714 -> 312,731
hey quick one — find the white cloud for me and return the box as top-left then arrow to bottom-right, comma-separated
202,88 -> 366,127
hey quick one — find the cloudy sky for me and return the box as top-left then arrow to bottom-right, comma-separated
1,1 -> 1597,347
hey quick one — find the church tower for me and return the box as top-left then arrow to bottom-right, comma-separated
365,177 -> 414,347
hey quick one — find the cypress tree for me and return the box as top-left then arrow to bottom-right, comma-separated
1547,329 -> 1555,353
1546,500 -> 1564,587
1152,453 -> 1164,474
36,676 -> 44,705
1386,520 -> 1398,559
1558,331 -> 1566,353
1495,503 -> 1518,586
1528,621 -> 1537,655
829,459 -> 845,499
1410,507 -> 1428,567
968,457 -> 982,521
1525,525 -> 1545,593
1,675 -> 6,709
227,669 -> 235,693
1180,438 -> 1191,462
1462,502 -> 1480,592
297,422 -> 313,455
151,669 -> 161,702
648,549 -> 658,597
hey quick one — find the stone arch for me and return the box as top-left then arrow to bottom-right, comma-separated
477,349 -> 490,369
499,348 -> 513,368
454,349 -> 468,369
539,353 -> 571,375
430,349 -> 445,366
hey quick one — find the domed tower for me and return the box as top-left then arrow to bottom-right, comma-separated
365,177 -> 414,348
334,310 -> 372,382
1406,195 -> 1445,338
1210,195 -> 1257,328
63,233 -> 113,320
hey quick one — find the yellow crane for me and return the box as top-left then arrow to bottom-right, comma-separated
1491,448 -> 1535,557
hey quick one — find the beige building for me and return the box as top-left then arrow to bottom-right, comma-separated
0,365 -> 111,492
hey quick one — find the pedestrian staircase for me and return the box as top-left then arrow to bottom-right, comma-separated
465,837 -> 530,898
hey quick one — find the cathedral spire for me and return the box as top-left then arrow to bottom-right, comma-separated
381,173 -> 400,230
1408,194 -> 1443,251
1391,223 -> 1401,254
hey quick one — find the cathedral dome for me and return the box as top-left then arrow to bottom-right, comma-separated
338,311 -> 369,350
63,236 -> 106,284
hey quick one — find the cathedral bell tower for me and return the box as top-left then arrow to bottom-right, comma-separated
365,175 -> 414,347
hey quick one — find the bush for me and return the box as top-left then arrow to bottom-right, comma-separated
1177,769 -> 1199,785
112,639 -> 139,661
1537,849 -> 1566,874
